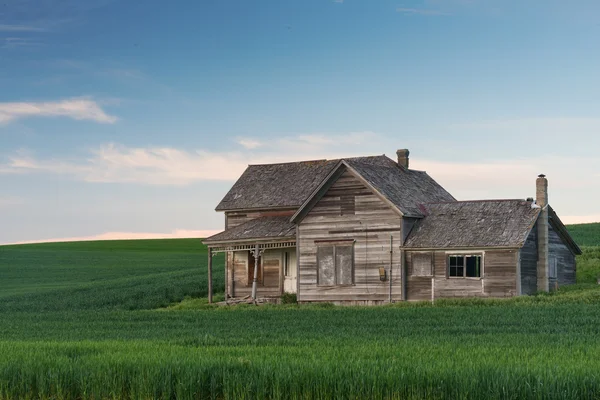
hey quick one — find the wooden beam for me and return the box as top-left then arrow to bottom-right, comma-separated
251,244 -> 259,300
208,248 -> 213,304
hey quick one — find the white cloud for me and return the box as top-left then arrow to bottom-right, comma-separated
0,97 -> 117,124
0,24 -> 46,32
396,7 -> 449,15
0,132 -> 380,185
237,138 -> 262,149
1,130 -> 598,223
3,229 -> 221,245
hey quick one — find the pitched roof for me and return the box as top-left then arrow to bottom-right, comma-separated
404,199 -> 541,248
203,216 -> 296,244
292,155 -> 456,222
215,160 -> 339,211
344,156 -> 455,217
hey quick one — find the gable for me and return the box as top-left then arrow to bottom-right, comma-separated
307,170 -> 399,220
292,155 -> 455,223
292,162 -> 404,223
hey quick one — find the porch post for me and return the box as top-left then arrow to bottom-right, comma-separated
208,247 -> 213,304
251,244 -> 259,300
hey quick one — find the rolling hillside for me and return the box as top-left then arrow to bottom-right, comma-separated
0,225 -> 598,399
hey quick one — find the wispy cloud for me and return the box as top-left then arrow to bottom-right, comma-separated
396,7 -> 449,16
0,37 -> 42,49
237,138 -> 262,149
0,97 -> 117,124
0,132 -> 381,185
0,24 -> 46,32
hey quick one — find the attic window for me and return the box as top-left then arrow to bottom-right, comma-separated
340,195 -> 355,216
448,255 -> 482,278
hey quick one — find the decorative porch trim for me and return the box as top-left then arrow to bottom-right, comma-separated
209,241 -> 297,253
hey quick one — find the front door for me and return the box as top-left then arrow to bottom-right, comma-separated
283,249 -> 297,293
247,252 -> 262,286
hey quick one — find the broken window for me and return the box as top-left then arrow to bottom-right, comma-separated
412,253 -> 433,276
448,255 -> 482,278
317,242 -> 354,286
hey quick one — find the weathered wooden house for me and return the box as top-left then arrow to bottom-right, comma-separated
204,149 -> 581,304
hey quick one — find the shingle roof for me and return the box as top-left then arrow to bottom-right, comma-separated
404,200 -> 541,248
215,160 -> 339,211
344,156 -> 455,217
204,216 -> 296,244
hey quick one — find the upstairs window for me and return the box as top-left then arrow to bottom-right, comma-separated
448,255 -> 482,278
317,241 -> 354,286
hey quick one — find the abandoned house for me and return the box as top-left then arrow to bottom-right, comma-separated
204,149 -> 581,304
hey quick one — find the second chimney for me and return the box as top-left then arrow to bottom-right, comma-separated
536,174 -> 549,292
396,149 -> 410,169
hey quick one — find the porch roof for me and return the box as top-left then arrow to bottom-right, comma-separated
203,216 -> 296,245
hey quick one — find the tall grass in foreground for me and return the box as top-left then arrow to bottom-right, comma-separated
0,328 -> 600,400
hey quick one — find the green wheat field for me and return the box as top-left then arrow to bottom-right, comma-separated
0,224 -> 599,399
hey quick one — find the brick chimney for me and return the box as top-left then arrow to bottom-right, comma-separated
396,149 -> 409,169
536,174 -> 549,292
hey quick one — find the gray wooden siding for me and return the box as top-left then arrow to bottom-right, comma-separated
225,209 -> 296,229
298,170 -> 403,303
549,223 -> 576,287
519,219 -> 577,295
520,224 -> 538,295
405,249 -> 518,299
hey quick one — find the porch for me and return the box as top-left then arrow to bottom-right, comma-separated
203,216 -> 298,303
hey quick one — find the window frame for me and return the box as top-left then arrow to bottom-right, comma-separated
315,240 -> 355,287
411,252 -> 433,277
446,253 -> 484,279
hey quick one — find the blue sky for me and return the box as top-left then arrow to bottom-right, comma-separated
1,0 -> 599,244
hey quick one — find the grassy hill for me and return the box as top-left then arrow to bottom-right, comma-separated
567,222 -> 600,246
566,222 -> 600,282
0,239 -> 224,312
0,227 -> 598,399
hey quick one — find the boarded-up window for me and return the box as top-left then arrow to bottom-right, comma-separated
412,253 -> 432,276
340,195 -> 355,216
335,245 -> 354,285
317,242 -> 354,286
317,246 -> 335,286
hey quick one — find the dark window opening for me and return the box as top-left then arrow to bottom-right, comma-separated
448,255 -> 482,278
284,252 -> 290,277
